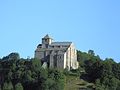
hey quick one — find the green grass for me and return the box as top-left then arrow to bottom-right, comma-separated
64,75 -> 94,90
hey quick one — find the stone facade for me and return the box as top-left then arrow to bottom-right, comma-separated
35,34 -> 79,70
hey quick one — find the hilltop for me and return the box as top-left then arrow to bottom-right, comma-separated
0,50 -> 120,90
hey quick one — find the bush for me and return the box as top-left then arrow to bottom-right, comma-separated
15,83 -> 23,90
3,82 -> 13,90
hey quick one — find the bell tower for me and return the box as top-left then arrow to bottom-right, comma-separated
42,34 -> 53,48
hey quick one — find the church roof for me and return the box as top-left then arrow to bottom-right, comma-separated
51,42 -> 72,46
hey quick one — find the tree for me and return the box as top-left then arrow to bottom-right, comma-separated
46,78 -> 55,90
22,70 -> 33,83
112,63 -> 120,79
8,53 -> 20,61
116,80 -> 120,90
37,68 -> 48,90
48,69 -> 65,90
101,60 -> 113,79
31,58 -> 41,72
1,52 -> 120,90
3,82 -> 13,90
88,50 -> 95,56
15,83 -> 23,90
109,77 -> 117,90
95,79 -> 104,90
84,59 -> 103,82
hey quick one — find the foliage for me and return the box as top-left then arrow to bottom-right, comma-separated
77,50 -> 120,90
15,83 -> 23,90
3,82 -> 13,90
0,53 -> 65,90
0,50 -> 120,90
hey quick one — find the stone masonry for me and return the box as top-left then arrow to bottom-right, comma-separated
35,34 -> 79,70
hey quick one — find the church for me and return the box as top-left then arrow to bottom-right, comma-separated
35,34 -> 79,70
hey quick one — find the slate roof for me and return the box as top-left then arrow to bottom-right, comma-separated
51,42 -> 72,46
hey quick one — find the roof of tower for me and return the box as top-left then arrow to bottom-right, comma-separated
43,34 -> 52,39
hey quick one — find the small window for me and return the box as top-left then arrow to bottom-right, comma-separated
45,39 -> 47,42
58,55 -> 61,59
59,56 -> 61,59
57,46 -> 60,48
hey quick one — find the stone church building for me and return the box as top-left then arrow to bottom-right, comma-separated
35,34 -> 79,70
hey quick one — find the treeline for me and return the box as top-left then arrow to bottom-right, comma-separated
0,53 -> 65,90
77,50 -> 120,90
0,50 -> 120,90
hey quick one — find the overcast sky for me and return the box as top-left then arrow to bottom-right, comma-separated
0,0 -> 120,62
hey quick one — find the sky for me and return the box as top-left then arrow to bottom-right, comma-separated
0,0 -> 120,62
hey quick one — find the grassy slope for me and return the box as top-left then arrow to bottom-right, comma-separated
65,75 -> 94,90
